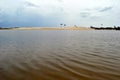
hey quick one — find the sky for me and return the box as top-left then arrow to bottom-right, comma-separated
0,0 -> 120,27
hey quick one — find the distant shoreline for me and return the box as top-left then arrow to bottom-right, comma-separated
90,26 -> 120,30
0,27 -> 94,30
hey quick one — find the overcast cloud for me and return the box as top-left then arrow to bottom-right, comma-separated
0,0 -> 120,27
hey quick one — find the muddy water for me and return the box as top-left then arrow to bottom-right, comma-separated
0,30 -> 120,80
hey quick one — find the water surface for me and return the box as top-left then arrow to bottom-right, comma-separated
0,30 -> 120,80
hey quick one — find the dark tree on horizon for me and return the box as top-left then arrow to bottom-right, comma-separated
64,24 -> 66,26
60,23 -> 63,27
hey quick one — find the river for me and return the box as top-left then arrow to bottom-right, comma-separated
0,30 -> 120,80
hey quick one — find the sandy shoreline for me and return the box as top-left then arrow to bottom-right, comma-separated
10,27 -> 94,30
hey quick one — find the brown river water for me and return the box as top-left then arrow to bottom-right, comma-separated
0,30 -> 120,80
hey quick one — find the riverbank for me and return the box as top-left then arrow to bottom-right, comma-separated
0,27 -> 94,30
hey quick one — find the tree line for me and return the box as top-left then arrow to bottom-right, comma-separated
90,26 -> 120,30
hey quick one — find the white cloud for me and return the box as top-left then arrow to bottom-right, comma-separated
0,0 -> 120,27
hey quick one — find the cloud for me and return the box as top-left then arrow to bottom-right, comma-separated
0,13 -> 62,27
0,9 -> 2,15
57,0 -> 63,2
0,9 -> 5,23
80,12 -> 91,18
25,2 -> 39,7
99,6 -> 113,12
0,0 -> 120,27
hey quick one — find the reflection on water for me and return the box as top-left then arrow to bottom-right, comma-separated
0,30 -> 120,80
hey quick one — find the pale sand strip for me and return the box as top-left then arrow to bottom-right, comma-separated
12,27 -> 94,30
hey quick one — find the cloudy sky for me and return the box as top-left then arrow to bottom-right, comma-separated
0,0 -> 120,27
